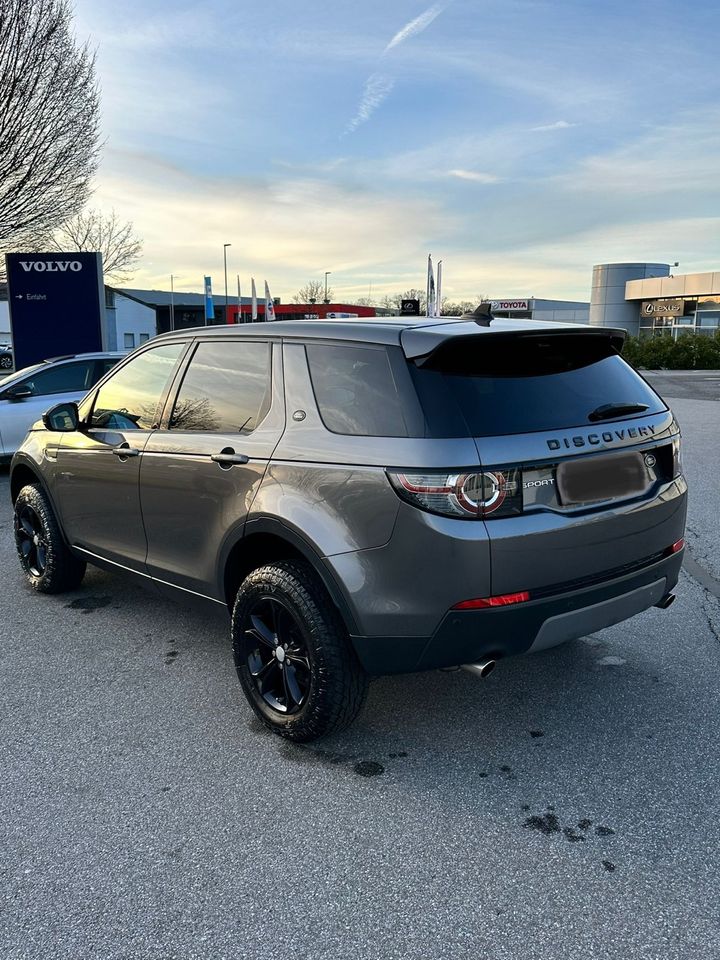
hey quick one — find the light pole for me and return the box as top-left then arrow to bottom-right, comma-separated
223,243 -> 232,324
324,270 -> 332,304
169,275 -> 175,331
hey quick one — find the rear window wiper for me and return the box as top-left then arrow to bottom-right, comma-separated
588,402 -> 649,422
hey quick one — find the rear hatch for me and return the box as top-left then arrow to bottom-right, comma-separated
403,324 -> 685,596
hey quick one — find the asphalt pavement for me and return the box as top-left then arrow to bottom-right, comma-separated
1,383 -> 719,960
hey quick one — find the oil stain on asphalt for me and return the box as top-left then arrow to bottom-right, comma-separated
65,595 -> 113,614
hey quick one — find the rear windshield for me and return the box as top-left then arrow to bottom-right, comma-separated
409,333 -> 667,438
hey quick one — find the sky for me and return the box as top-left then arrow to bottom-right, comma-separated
73,0 -> 720,304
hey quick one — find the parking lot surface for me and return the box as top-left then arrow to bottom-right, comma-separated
1,386 -> 719,960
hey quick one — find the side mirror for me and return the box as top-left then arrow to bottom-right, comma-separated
43,401 -> 80,432
3,384 -> 33,400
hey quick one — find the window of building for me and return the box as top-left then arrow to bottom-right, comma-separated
169,340 -> 271,434
306,343 -> 409,437
124,333 -> 135,349
91,343 -> 184,430
139,333 -> 150,343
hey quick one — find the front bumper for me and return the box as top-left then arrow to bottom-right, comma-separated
350,549 -> 683,674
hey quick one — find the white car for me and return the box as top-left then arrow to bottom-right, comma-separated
0,352 -> 123,462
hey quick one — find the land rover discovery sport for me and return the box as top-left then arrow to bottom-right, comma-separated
9,317 -> 687,741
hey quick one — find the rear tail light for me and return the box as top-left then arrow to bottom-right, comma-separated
669,538 -> 684,554
387,469 -> 523,519
453,591 -> 530,609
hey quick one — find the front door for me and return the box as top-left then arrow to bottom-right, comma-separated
54,342 -> 187,571
140,338 -> 284,599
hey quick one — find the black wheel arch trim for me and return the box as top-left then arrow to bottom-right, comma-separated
9,454 -> 76,553
228,515 -> 361,637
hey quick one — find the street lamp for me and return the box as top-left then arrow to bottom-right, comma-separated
223,243 -> 232,323
324,271 -> 332,304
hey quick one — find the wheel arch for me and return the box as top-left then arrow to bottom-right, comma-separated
222,517 -> 360,636
10,459 -> 44,504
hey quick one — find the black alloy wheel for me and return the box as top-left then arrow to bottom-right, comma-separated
15,503 -> 48,578
243,596 -> 312,715
0,355 -> 12,369
232,561 -> 369,741
13,484 -> 86,593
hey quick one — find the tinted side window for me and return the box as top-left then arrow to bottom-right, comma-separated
21,360 -> 95,397
169,340 -> 271,434
306,343 -> 408,437
91,343 -> 184,430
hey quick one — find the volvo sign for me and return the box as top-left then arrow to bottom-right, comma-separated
5,252 -> 106,369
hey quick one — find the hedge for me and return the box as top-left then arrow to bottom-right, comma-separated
621,330 -> 720,370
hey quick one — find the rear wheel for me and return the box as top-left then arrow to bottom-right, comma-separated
14,484 -> 86,593
232,560 -> 369,742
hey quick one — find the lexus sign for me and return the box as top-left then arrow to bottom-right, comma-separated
641,299 -> 683,317
491,299 -> 529,312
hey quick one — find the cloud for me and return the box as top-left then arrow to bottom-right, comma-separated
531,120 -> 576,132
384,3 -> 449,53
448,169 -> 502,184
345,73 -> 395,133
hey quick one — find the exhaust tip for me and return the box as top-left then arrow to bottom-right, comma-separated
462,659 -> 497,679
655,593 -> 676,610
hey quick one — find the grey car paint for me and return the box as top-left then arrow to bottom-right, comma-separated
9,318 -> 687,677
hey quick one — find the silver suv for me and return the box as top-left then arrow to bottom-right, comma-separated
9,318 -> 687,741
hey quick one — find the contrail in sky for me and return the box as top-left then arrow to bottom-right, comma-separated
384,2 -> 449,53
345,3 -> 451,133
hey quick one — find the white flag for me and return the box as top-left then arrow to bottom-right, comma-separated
251,278 -> 258,321
264,281 -> 275,322
436,260 -> 442,317
426,254 -> 435,317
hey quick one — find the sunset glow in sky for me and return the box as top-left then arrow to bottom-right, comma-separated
75,0 -> 720,302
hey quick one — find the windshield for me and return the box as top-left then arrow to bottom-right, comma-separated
409,333 -> 667,438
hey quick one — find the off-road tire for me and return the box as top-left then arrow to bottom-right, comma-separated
232,560 -> 369,742
14,484 -> 86,593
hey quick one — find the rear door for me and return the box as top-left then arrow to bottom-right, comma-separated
407,330 -> 686,595
140,337 -> 284,599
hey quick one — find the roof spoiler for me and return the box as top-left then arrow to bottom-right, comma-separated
402,324 -> 627,362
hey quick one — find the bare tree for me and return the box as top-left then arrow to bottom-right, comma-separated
293,279 -> 334,304
0,0 -> 100,273
50,209 -> 143,282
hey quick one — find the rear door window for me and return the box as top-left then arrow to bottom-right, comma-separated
306,343 -> 409,437
410,334 -> 667,437
169,340 -> 271,434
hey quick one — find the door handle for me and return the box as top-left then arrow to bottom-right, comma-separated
112,444 -> 140,458
211,451 -> 249,466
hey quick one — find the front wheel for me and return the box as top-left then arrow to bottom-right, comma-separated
232,560 -> 369,742
14,484 -> 86,593
0,356 -> 12,369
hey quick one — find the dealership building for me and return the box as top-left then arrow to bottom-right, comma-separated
488,298 -> 590,323
589,262 -> 720,338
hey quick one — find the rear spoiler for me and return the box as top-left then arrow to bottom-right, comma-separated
401,323 -> 627,362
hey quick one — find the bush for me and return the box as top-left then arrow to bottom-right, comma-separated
621,331 -> 720,370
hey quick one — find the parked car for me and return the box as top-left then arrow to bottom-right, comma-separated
0,352 -> 123,462
0,344 -> 13,370
9,319 -> 686,741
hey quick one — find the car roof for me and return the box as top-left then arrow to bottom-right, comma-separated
153,317 -> 625,359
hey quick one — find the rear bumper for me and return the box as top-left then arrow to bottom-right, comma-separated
350,549 -> 683,674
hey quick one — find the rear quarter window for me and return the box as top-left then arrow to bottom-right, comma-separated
306,343 -> 409,437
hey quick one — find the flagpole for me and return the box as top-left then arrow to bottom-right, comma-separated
436,260 -> 442,317
236,275 -> 241,324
